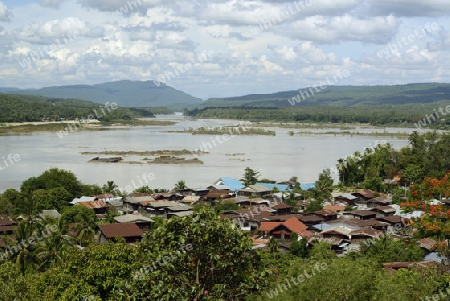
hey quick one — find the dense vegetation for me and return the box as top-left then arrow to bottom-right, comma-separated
202,83 -> 450,107
0,94 -> 173,123
335,132 -> 450,193
185,103 -> 450,128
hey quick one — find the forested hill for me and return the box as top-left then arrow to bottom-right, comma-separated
0,80 -> 202,109
202,83 -> 450,107
0,94 -> 169,123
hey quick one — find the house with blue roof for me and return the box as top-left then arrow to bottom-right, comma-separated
213,177 -> 245,192
300,183 -> 316,190
256,182 -> 290,192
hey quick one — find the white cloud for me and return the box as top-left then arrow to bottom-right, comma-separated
0,2 -> 12,22
0,0 -> 448,98
40,0 -> 66,8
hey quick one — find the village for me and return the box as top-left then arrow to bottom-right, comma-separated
1,175 -> 442,271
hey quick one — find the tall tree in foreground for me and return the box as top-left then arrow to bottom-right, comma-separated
115,207 -> 271,300
314,168 -> 334,201
241,167 -> 260,187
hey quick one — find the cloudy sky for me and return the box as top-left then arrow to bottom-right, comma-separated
0,0 -> 449,99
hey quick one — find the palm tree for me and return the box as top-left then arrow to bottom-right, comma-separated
37,218 -> 76,270
10,220 -> 43,274
75,211 -> 97,247
174,180 -> 187,191
102,181 -> 118,195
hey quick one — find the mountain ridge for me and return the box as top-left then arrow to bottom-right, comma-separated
0,80 -> 203,109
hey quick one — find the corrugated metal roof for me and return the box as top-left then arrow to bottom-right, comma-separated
217,177 -> 245,192
98,223 -> 144,238
77,200 -> 108,209
114,214 -> 154,223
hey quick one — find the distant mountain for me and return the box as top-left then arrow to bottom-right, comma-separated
0,80 -> 202,109
201,83 -> 450,107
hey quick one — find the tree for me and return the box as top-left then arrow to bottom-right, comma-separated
102,181 -> 118,195
133,186 -> 153,194
118,207 -> 271,300
289,232 -> 308,258
214,201 -> 239,212
174,180 -> 187,191
241,167 -> 260,186
359,235 -> 424,265
20,168 -> 82,198
314,169 -> 334,201
102,207 -> 121,224
304,200 -> 323,213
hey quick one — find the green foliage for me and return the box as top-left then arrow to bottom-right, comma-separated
102,181 -> 118,195
359,235 -> 424,265
36,242 -> 139,300
0,93 -> 166,123
241,167 -> 260,187
81,184 -> 103,196
214,201 -> 240,212
132,185 -> 154,194
304,200 -> 323,213
289,233 -> 308,258
313,169 -> 333,201
102,207 -> 121,224
174,180 -> 187,190
20,168 -> 82,199
119,207 -> 271,300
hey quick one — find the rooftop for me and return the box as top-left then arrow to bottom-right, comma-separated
98,223 -> 144,239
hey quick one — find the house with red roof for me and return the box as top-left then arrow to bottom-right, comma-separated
259,217 -> 311,240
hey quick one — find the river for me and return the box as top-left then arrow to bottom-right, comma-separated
0,114 -> 417,193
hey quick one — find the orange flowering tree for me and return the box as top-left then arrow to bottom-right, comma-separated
400,172 -> 450,237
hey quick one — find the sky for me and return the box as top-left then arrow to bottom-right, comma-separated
0,0 -> 449,99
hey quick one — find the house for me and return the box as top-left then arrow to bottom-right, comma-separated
235,198 -> 270,207
418,238 -> 437,253
97,223 -> 144,244
350,228 -> 384,244
151,192 -> 183,201
272,204 -> 293,215
39,210 -> 61,219
321,226 -> 352,241
167,211 -> 194,218
180,195 -> 201,205
166,205 -> 194,218
144,201 -> 180,217
350,210 -> 377,220
351,189 -> 377,204
300,183 -> 316,190
237,185 -> 272,197
213,177 -> 245,192
203,190 -> 232,202
220,211 -> 261,231
122,196 -> 156,212
256,182 -> 290,192
312,210 -> 338,221
367,196 -> 391,208
323,205 -> 346,214
370,206 -> 396,218
334,194 -> 357,206
114,214 -> 154,230
93,194 -> 116,202
76,200 -> 109,215
259,217 -> 310,240
207,184 -> 231,191
0,217 -> 17,238
297,214 -> 325,226
70,196 -> 98,205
